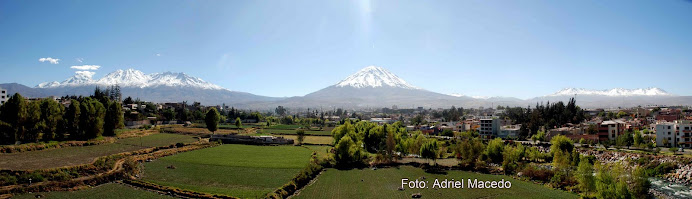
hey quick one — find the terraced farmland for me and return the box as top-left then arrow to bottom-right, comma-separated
0,133 -> 197,170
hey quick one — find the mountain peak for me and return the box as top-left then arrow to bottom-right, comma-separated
335,66 -> 418,89
547,87 -> 673,97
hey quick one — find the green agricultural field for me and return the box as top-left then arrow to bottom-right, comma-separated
115,133 -> 198,148
0,133 -> 197,170
296,166 -> 578,199
141,144 -> 313,198
281,135 -> 334,145
13,183 -> 174,199
260,129 -> 332,136
303,145 -> 332,159
266,124 -> 303,130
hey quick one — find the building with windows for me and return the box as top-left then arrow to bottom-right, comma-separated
0,87 -> 7,105
598,120 -> 626,141
656,121 -> 692,149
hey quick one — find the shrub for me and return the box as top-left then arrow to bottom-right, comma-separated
0,173 -> 18,186
18,172 -> 44,184
520,166 -> 554,182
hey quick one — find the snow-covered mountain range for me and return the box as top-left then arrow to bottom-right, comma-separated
547,87 -> 673,97
335,66 -> 419,89
2,66 -> 691,108
37,69 -> 225,90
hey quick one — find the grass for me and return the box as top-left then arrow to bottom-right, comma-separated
266,124 -> 303,130
13,183 -> 174,199
141,144 -> 313,198
0,133 -> 197,170
260,129 -> 332,136
296,166 -> 578,199
303,145 -> 332,159
281,135 -> 334,145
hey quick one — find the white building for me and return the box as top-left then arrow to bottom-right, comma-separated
498,124 -> 521,139
656,121 -> 692,149
0,87 -> 7,105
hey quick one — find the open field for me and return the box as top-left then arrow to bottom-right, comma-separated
162,127 -> 239,135
304,145 -> 332,159
0,133 -> 197,170
266,124 -> 303,129
296,166 -> 578,199
13,183 -> 174,199
260,129 -> 332,136
281,135 -> 334,145
141,144 -> 313,198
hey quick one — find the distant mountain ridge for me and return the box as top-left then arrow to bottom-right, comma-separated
37,69 -> 224,90
1,66 -> 691,109
547,87 -> 672,97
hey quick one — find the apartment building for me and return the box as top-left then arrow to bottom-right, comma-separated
0,87 -> 7,105
656,121 -> 692,149
598,120 -> 626,141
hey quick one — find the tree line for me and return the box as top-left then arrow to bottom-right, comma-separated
501,97 -> 587,138
0,88 -> 124,144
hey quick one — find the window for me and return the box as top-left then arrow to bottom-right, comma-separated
669,126 -> 672,129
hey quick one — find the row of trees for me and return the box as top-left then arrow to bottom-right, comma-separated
0,92 -> 124,144
502,98 -> 587,138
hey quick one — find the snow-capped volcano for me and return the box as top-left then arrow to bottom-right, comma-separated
547,87 -> 673,97
36,69 -> 225,90
335,66 -> 419,89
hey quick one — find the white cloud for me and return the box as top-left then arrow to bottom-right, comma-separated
76,58 -> 84,63
75,71 -> 95,79
156,53 -> 161,56
70,65 -> 101,70
39,57 -> 60,64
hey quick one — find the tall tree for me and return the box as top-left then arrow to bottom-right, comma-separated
205,108 -> 220,134
65,100 -> 81,140
39,98 -> 64,141
78,98 -> 106,140
103,101 -> 124,136
0,93 -> 27,144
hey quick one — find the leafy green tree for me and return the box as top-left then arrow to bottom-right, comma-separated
205,108 -> 220,134
595,164 -> 617,199
420,139 -> 439,165
64,100 -> 81,140
23,101 -> 42,143
486,138 -> 504,163
576,159 -> 595,194
39,98 -> 64,141
78,98 -> 106,140
334,135 -> 367,167
235,117 -> 242,131
103,101 -> 124,136
0,93 -> 27,144
163,108 -> 176,121
331,121 -> 356,145
531,130 -> 545,143
385,131 -> 396,161
633,130 -> 643,147
630,167 -> 650,199
502,144 -> 524,174
550,135 -> 574,155
296,129 -> 305,145
458,138 -> 485,166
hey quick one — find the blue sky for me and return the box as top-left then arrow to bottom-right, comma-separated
0,0 -> 691,99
